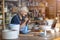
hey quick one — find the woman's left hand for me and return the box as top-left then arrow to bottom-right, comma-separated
27,20 -> 31,24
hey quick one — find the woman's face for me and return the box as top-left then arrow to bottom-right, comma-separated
20,11 -> 28,16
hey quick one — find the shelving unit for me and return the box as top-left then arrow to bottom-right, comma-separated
5,0 -> 19,26
0,0 -> 5,29
17,0 -> 48,23
0,0 -> 3,27
26,0 -> 47,21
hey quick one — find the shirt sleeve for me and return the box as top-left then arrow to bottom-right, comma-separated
10,15 -> 20,24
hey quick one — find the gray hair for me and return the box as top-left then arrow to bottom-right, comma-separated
18,6 -> 29,13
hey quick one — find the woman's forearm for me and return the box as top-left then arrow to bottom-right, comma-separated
20,21 -> 27,28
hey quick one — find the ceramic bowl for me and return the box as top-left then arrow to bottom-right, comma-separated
2,29 -> 19,39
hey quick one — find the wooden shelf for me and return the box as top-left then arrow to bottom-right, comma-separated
0,24 -> 3,26
0,12 -> 2,13
0,0 -> 2,2
28,6 -> 41,8
0,5 -> 2,7
0,0 -> 5,29
5,0 -> 18,2
28,6 -> 38,7
0,18 -> 3,20
31,20 -> 43,23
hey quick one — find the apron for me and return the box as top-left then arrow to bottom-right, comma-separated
10,14 -> 29,34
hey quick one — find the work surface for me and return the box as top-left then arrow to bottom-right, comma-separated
0,30 -> 54,40
1,32 -> 60,40
0,29 -> 54,40
1,32 -> 52,40
0,23 -> 60,40
20,23 -> 60,40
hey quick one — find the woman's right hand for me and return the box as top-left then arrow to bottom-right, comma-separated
25,18 -> 29,22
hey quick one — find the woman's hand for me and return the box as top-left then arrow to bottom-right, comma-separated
25,17 -> 29,22
28,20 -> 32,24
20,18 -> 28,27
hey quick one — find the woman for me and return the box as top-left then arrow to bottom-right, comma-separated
10,6 -> 30,34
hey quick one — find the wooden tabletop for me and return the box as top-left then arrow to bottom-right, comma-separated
1,22 -> 60,40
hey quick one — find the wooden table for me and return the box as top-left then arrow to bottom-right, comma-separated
20,21 -> 60,40
20,32 -> 53,40
0,30 -> 60,40
1,22 -> 60,40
